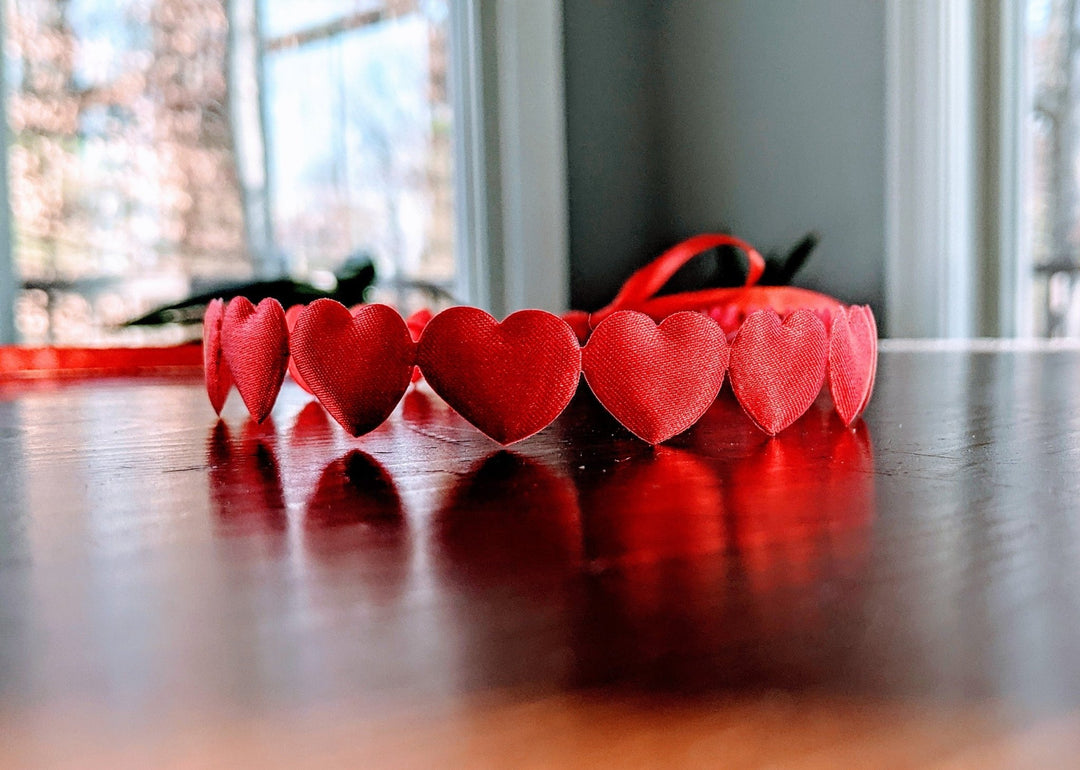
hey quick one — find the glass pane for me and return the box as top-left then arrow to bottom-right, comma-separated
261,0 -> 453,293
4,0 -> 454,346
1025,0 -> 1080,335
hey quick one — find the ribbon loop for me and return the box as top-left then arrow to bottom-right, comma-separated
591,234 -> 765,325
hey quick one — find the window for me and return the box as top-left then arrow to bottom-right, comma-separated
886,0 -> 1080,339
256,0 -> 453,292
1025,0 -> 1080,336
3,0 -> 453,346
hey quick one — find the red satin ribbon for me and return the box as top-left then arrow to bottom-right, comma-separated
561,234 -> 843,341
597,234 -> 765,317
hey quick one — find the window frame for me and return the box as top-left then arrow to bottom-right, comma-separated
885,0 -> 979,338
990,0 -> 1030,337
885,0 -> 1033,338
450,0 -> 568,316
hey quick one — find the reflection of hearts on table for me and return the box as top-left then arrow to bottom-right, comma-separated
2,343 -> 1080,766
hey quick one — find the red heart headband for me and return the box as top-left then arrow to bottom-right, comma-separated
204,234 -> 877,444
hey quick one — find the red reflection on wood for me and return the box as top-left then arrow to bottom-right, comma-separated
288,400 -> 335,444
578,447 -> 726,568
206,419 -> 287,533
430,452 -> 582,583
301,451 -> 412,600
726,406 -> 875,591
305,451 -> 404,530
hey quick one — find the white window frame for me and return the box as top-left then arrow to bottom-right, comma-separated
450,0 -> 569,317
886,0 -> 978,338
994,0 -> 1030,337
886,0 -> 1030,338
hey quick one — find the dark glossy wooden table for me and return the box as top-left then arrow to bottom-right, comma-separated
2,344 -> 1080,767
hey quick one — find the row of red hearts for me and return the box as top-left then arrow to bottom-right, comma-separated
203,297 -> 878,445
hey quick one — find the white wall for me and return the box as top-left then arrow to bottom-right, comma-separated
658,0 -> 886,319
563,0 -> 666,312
564,0 -> 887,324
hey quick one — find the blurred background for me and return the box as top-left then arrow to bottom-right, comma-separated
0,0 -> 1076,344
0,0 -> 454,345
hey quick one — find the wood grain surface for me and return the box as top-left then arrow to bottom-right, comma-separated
1,349 -> 1079,767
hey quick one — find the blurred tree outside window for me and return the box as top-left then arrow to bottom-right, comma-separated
4,0 -> 453,345
1028,0 -> 1080,335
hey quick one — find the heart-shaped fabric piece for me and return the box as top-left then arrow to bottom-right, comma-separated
729,309 -> 828,435
221,297 -> 290,423
854,306 -> 878,417
582,311 -> 729,444
417,307 -> 581,445
291,300 -> 416,437
284,304 -> 315,395
202,298 -> 233,415
828,305 -> 878,425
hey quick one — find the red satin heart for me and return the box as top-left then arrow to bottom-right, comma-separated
221,297 -> 290,423
284,304 -> 315,395
202,298 -> 233,415
417,307 -> 581,445
582,310 -> 729,444
828,305 -> 878,426
855,306 -> 878,417
729,309 -> 828,435
291,300 -> 416,437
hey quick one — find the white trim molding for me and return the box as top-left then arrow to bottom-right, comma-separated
494,0 -> 568,315
996,0 -> 1031,337
449,0 -> 493,311
886,0 -> 978,338
449,0 -> 569,317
